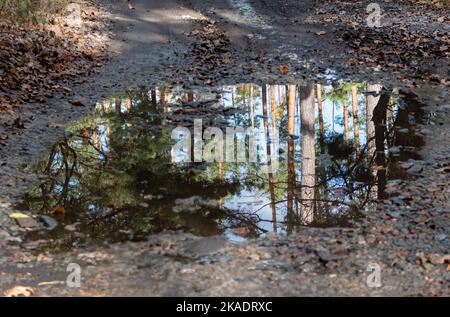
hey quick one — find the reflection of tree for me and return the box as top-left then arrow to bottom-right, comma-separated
351,85 -> 360,155
286,84 -> 297,233
366,84 -> 380,200
299,84 -> 316,224
317,84 -> 325,148
262,84 -> 277,233
366,84 -> 391,200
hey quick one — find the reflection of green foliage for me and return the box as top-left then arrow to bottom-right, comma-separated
326,81 -> 366,103
234,84 -> 260,105
23,87 -> 273,251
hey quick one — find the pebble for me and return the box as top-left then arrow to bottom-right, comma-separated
40,215 -> 58,230
407,164 -> 423,175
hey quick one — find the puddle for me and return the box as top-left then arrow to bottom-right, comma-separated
18,82 -> 428,251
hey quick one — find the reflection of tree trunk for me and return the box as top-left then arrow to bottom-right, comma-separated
366,85 -> 381,164
151,89 -> 158,111
366,84 -> 380,200
270,85 -> 277,123
351,86 -> 364,202
351,86 -> 360,155
187,91 -> 194,102
332,101 -> 335,132
300,84 -> 316,225
82,128 -> 90,145
263,85 -> 277,234
115,96 -> 121,115
316,84 -> 329,222
126,95 -> 132,113
160,86 -> 168,114
317,84 -> 324,148
394,91 -> 425,147
160,86 -> 168,105
218,161 -> 223,179
374,92 -> 389,200
92,126 -> 99,148
287,84 -> 297,233
288,85 -> 296,136
248,86 -> 254,128
366,84 -> 389,201
343,98 -> 349,143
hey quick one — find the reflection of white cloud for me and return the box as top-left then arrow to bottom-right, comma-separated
172,196 -> 218,213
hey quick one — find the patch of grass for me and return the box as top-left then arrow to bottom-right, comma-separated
0,0 -> 71,23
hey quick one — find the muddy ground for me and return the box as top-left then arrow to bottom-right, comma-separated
0,0 -> 449,296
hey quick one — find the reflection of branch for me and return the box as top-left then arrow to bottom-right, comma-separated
74,133 -> 108,166
60,141 -> 77,205
221,208 -> 269,235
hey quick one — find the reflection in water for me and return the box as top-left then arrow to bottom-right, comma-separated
19,82 -> 425,250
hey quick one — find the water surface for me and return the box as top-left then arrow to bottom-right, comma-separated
18,82 -> 428,250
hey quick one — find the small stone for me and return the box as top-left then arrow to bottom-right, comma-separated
435,234 -> 447,241
419,128 -> 432,135
15,217 -> 39,229
401,161 -> 414,169
389,146 -> 402,154
64,224 -> 77,232
388,211 -> 402,218
40,215 -> 58,230
37,253 -> 53,264
407,164 -> 423,175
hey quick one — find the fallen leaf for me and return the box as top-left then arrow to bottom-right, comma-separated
231,227 -> 250,237
13,117 -> 25,129
37,253 -> 53,263
429,254 -> 450,265
279,65 -> 289,75
9,212 -> 30,219
70,100 -> 85,107
4,286 -> 34,297
49,206 -> 65,215
64,224 -> 77,232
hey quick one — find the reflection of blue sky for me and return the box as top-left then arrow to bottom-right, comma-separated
213,84 -> 372,239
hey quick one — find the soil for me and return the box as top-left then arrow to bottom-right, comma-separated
0,0 -> 449,296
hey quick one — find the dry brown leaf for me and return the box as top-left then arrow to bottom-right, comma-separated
70,100 -> 85,107
231,227 -> 250,237
4,286 -> 35,297
49,206 -> 65,215
279,65 -> 289,75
